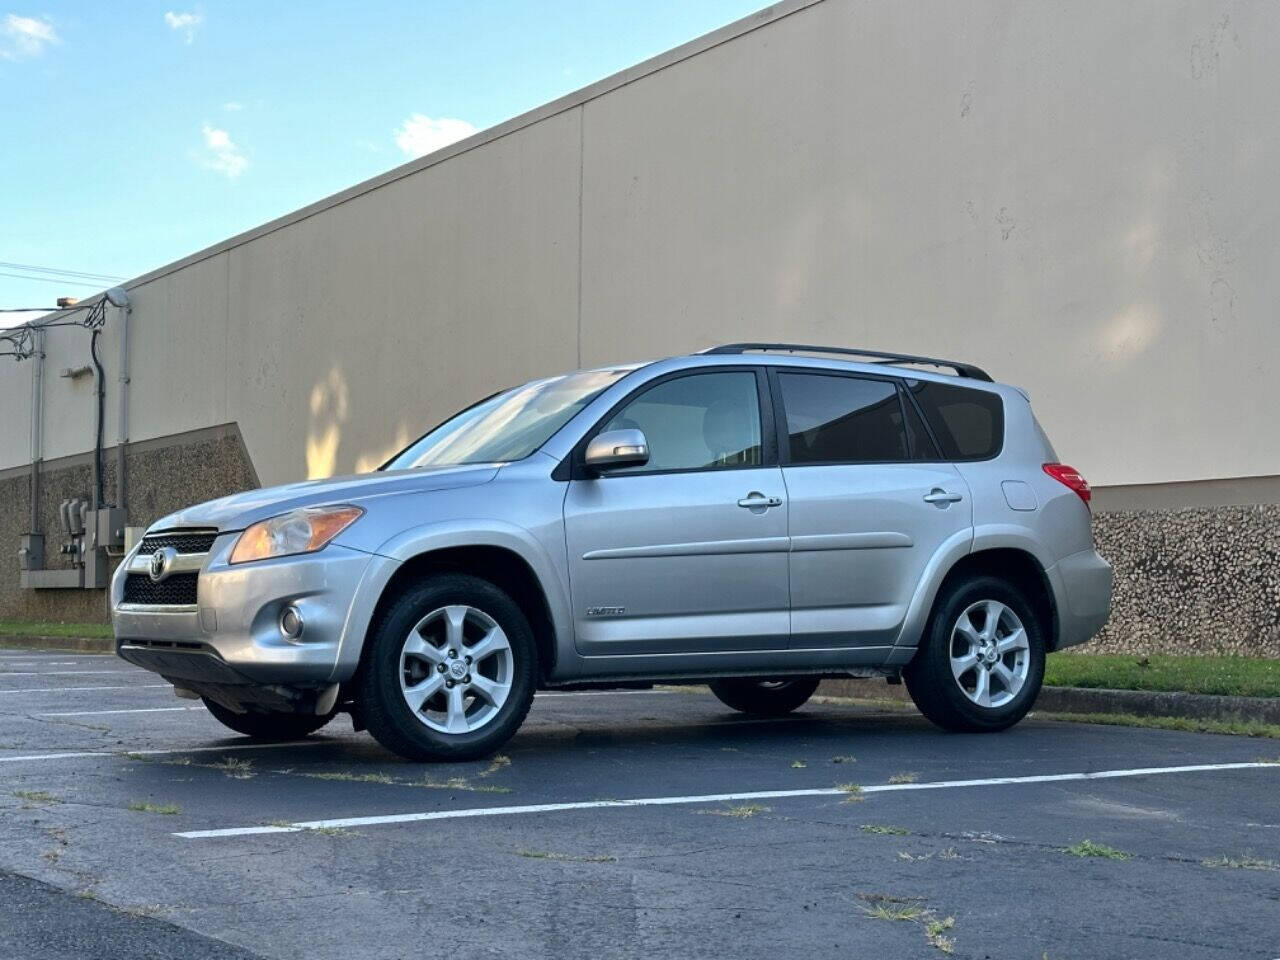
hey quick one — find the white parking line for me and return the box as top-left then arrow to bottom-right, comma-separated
0,670 -> 135,677
0,661 -> 79,667
38,706 -> 206,718
0,739 -> 330,764
0,684 -> 169,695
174,761 -> 1280,839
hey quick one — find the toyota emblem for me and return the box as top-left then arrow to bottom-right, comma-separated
148,547 -> 177,583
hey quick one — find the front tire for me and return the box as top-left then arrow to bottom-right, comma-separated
202,698 -> 334,740
357,573 -> 537,762
708,677 -> 820,716
904,575 -> 1045,732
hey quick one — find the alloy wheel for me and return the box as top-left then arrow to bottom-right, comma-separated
398,604 -> 513,734
949,599 -> 1030,709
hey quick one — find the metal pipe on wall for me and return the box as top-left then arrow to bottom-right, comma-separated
28,326 -> 43,534
89,328 -> 104,511
115,301 -> 130,511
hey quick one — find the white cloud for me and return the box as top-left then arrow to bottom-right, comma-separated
1,14 -> 58,60
222,101 -> 243,111
197,124 -> 248,178
164,10 -> 202,44
393,114 -> 477,158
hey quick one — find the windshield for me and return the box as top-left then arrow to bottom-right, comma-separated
383,368 -> 631,469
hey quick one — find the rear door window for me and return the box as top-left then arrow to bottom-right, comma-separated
777,372 -> 924,463
905,380 -> 1004,460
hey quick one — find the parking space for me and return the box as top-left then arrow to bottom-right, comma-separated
2,648 -> 1279,960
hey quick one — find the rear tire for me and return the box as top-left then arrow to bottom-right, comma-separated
202,698 -> 333,740
357,573 -> 537,762
904,575 -> 1045,732
708,677 -> 820,716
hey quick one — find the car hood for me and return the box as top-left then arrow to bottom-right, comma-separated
148,464 -> 500,533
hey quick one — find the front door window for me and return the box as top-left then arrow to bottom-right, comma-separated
599,371 -> 762,474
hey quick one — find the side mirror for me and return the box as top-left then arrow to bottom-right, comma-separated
584,428 -> 649,472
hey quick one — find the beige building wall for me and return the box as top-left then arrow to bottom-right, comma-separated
2,0 -> 1276,490
0,108 -> 584,489
578,0 -> 1277,491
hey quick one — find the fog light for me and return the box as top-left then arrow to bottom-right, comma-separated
279,604 -> 304,640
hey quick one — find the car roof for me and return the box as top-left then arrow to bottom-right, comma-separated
572,346 -> 1013,401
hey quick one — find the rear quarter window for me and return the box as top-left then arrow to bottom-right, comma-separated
906,380 -> 1004,460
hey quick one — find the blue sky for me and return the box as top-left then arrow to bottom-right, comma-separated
1,1 -> 763,316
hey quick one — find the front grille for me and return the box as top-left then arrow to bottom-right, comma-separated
139,530 -> 217,554
122,572 -> 198,606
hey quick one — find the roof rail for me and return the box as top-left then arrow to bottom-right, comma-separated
701,342 -> 993,382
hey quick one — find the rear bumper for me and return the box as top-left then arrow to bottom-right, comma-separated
1047,548 -> 1113,650
111,539 -> 379,686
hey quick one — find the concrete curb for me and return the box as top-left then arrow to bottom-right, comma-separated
1035,685 -> 1280,725
0,635 -> 113,654
817,679 -> 1280,725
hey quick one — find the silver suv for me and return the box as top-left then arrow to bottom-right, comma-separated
112,344 -> 1112,761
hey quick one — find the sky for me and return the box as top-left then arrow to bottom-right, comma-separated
0,1 -> 764,321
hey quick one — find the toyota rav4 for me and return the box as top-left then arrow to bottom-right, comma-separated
112,343 -> 1112,761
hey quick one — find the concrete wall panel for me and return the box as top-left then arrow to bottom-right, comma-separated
0,345 -> 33,471
0,253 -> 230,472
26,323 -> 101,466
225,108 -> 582,486
123,253 -> 232,448
579,0 -> 1280,486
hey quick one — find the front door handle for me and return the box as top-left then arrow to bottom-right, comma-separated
923,488 -> 963,505
738,492 -> 783,509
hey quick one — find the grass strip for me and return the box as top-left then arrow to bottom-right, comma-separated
0,620 -> 114,639
1045,653 -> 1280,699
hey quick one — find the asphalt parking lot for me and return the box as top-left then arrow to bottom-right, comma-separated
2,648 -> 1278,960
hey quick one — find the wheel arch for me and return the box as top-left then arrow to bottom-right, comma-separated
332,521 -> 572,686
932,547 -> 1059,652
362,545 -> 559,681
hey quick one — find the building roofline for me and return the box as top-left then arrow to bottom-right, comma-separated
26,0 -> 824,322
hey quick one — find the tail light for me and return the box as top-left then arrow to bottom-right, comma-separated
1043,463 -> 1091,508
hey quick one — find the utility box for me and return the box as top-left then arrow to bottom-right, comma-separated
87,507 -> 127,552
82,545 -> 110,589
124,526 -> 147,554
22,506 -> 128,591
18,534 -> 44,571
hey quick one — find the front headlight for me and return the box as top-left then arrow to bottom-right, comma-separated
229,505 -> 364,565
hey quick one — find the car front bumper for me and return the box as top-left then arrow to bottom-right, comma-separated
111,535 -> 381,688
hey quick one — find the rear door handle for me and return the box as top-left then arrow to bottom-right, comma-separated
923,489 -> 963,504
738,493 -> 783,509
